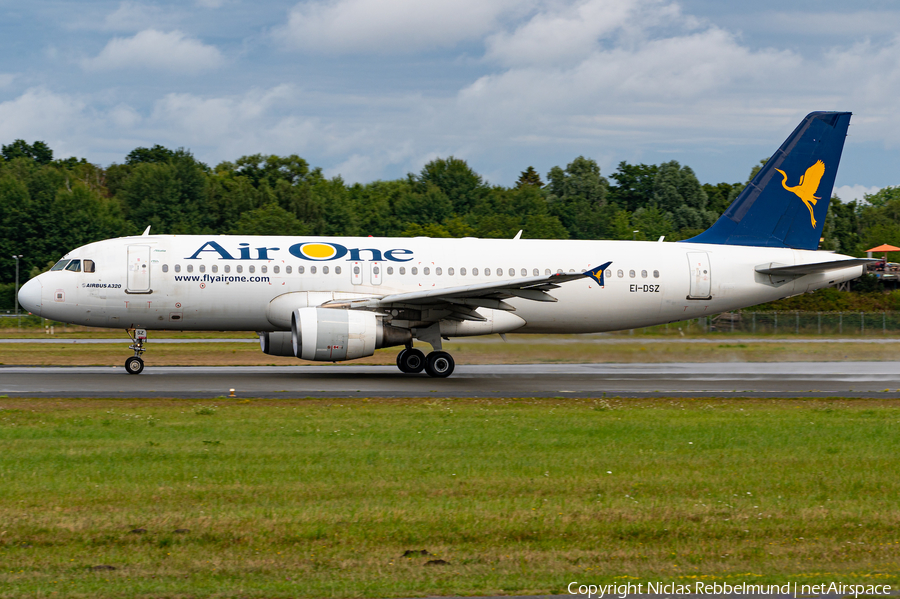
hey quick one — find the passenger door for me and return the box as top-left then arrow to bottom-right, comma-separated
127,245 -> 151,293
686,251 -> 711,299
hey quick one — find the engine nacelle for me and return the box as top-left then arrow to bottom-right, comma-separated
290,307 -> 411,362
258,331 -> 295,357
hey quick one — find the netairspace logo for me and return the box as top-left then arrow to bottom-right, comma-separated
566,581 -> 892,598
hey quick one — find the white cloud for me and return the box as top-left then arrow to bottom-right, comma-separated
101,1 -> 173,32
0,88 -> 88,144
0,73 -> 16,88
82,29 -> 224,73
276,0 -> 524,53
834,184 -> 880,203
759,11 -> 900,38
484,0 -> 676,67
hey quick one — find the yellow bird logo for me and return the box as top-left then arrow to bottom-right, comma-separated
775,160 -> 825,228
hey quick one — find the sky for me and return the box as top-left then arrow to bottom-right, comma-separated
1,0 -> 899,202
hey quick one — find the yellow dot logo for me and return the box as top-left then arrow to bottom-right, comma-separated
300,243 -> 337,260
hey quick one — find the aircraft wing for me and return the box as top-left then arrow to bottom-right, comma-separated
323,261 -> 611,321
755,258 -> 876,276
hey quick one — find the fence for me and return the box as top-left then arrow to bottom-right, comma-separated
636,311 -> 900,336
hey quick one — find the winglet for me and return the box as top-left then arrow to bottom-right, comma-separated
584,261 -> 612,287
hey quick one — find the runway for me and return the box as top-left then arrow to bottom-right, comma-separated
2,362 -> 900,399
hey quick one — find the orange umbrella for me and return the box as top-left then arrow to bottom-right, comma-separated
865,244 -> 900,269
866,244 -> 900,253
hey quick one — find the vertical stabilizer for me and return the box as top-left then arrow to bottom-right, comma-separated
685,111 -> 851,250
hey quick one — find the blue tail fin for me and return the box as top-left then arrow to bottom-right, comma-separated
685,111 -> 851,250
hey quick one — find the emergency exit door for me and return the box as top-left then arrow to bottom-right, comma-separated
127,245 -> 151,293
686,252 -> 711,299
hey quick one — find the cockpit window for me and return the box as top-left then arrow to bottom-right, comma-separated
83,259 -> 95,273
65,260 -> 82,272
50,260 -> 70,271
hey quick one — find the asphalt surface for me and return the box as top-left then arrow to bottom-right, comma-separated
3,337 -> 900,344
2,362 -> 900,399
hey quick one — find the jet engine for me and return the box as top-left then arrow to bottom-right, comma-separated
279,307 -> 411,361
258,331 -> 295,357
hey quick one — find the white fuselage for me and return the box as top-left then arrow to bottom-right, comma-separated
25,235 -> 861,334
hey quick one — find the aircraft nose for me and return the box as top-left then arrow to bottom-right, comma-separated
17,277 -> 42,316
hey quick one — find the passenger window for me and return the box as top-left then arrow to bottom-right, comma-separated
617,269 -> 623,278
311,266 -> 317,274
472,268 -> 478,276
424,267 -> 430,275
641,270 -> 647,278
274,266 -> 280,274
411,267 -> 418,275
629,270 -> 635,278
175,264 -> 181,273
557,269 -> 563,274
353,266 -> 360,275
83,260 -> 95,273
545,269 -> 551,275
497,268 -> 503,276
399,267 -> 406,275
162,264 -> 169,273
387,266 -> 393,275
261,266 -> 267,274
435,267 -> 442,275
249,265 -> 255,274
447,267 -> 453,275
286,266 -> 292,274
50,260 -> 70,271
336,266 -> 342,274
653,270 -> 660,278
460,267 -> 466,276
323,266 -> 330,274
65,260 -> 81,272
605,269 -> 612,278
236,265 -> 243,274
212,265 -> 218,273
199,264 -> 205,273
531,268 -> 537,276
510,268 -> 516,276
224,265 -> 230,273
187,264 -> 193,273
298,266 -> 305,274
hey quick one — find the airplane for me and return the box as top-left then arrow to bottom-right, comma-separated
17,111 -> 873,377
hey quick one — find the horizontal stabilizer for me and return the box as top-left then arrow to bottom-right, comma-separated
755,258 -> 876,276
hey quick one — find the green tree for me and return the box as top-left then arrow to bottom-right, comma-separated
416,157 -> 486,214
118,151 -> 211,234
394,183 -> 454,227
2,140 -> 53,164
546,156 -> 609,239
608,162 -> 658,211
515,166 -> 544,188
230,203 -> 309,236
125,144 -> 177,165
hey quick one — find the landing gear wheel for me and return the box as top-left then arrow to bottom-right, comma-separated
398,348 -> 426,373
125,356 -> 144,375
425,351 -> 455,378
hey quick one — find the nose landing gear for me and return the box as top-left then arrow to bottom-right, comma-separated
395,348 -> 455,378
125,328 -> 147,375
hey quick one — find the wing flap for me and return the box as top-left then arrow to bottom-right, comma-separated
321,261 -> 612,312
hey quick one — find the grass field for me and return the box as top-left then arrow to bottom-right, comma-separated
1,396 -> 898,598
1,338 -> 900,367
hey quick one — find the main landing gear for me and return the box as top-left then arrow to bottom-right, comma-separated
396,348 -> 455,378
125,328 -> 147,375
